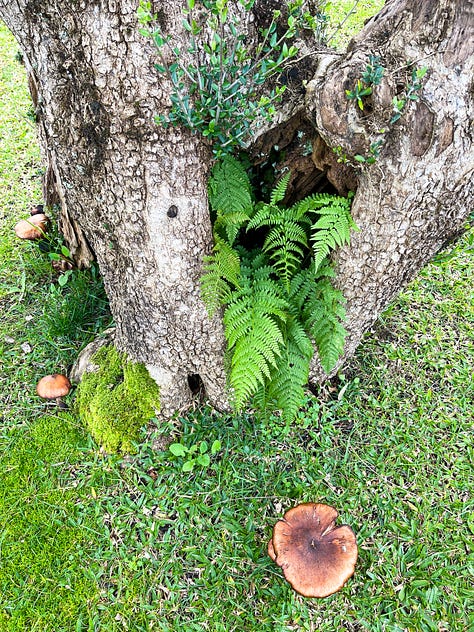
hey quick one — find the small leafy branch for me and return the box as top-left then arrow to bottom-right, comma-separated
169,439 -> 221,472
201,156 -> 357,421
345,55 -> 384,110
390,66 -> 428,123
343,56 -> 427,164
138,0 -> 326,155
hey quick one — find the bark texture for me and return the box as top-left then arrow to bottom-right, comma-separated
305,0 -> 474,379
1,0 -> 472,415
1,0 -> 229,415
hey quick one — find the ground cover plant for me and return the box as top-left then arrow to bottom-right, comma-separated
1,5 -> 473,632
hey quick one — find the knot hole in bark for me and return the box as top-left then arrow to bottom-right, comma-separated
167,205 -> 178,218
187,373 -> 205,398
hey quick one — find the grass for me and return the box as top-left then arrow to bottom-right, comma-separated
326,0 -> 385,47
1,6 -> 473,632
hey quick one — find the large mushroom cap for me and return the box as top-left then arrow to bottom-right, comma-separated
269,502 -> 358,598
14,214 -> 48,240
36,374 -> 72,399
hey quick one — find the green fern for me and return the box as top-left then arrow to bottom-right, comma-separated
201,237 -> 241,317
300,270 -> 347,374
309,195 -> 355,272
209,155 -> 253,245
201,157 -> 356,420
263,221 -> 308,289
224,254 -> 289,408
248,178 -> 310,290
255,304 -> 314,422
270,171 -> 291,205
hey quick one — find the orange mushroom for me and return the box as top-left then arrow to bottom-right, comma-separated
14,213 -> 49,240
36,374 -> 72,400
268,502 -> 358,598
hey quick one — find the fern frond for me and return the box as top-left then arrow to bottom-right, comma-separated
290,267 -> 315,310
263,221 -> 308,289
248,200 -> 311,289
261,311 -> 313,422
292,191 -> 353,215
201,238 -> 241,317
214,211 -> 250,246
224,282 -> 288,348
301,277 -> 347,374
310,197 -> 355,272
270,171 -> 291,205
204,161 -> 354,418
246,202 -> 278,230
209,155 -> 253,219
223,265 -> 289,409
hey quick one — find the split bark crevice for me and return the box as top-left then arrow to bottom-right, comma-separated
0,0 -> 472,417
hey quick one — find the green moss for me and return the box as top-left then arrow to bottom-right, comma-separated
75,345 -> 160,453
29,413 -> 86,464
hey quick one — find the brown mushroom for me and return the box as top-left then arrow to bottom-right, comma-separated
36,374 -> 72,401
30,204 -> 44,216
14,213 -> 49,240
51,258 -> 74,273
268,502 -> 358,598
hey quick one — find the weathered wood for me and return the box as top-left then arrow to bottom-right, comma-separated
305,0 -> 474,379
1,0 -> 229,415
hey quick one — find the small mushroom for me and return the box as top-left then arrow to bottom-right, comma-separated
30,204 -> 44,216
36,374 -> 72,405
51,258 -> 74,273
14,213 -> 49,240
268,502 -> 358,598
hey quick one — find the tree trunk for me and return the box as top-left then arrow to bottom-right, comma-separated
305,0 -> 474,379
1,0 -> 472,415
1,0 -> 229,415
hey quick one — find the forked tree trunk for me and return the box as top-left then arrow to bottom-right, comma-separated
1,0 -> 472,416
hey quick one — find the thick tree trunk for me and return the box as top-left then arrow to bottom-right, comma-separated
305,0 -> 473,379
1,0 -> 472,415
1,0 -> 228,415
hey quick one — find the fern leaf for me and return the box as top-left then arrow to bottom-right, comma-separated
262,221 -> 308,289
292,191 -> 353,216
213,211 -> 251,246
205,168 -> 354,416
249,201 -> 310,289
209,155 -> 253,219
246,202 -> 278,230
201,238 -> 241,316
262,312 -> 313,422
224,284 -> 288,348
223,264 -> 288,409
310,197 -> 355,273
301,277 -> 347,374
228,318 -> 285,409
270,172 -> 291,205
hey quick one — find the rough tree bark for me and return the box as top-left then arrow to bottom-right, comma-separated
306,0 -> 474,379
0,0 -> 472,416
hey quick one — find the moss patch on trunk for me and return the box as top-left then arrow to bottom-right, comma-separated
75,346 -> 160,452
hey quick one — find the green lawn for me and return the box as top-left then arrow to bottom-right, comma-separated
1,6 -> 473,632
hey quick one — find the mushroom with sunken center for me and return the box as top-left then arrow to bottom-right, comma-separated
268,502 -> 358,598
